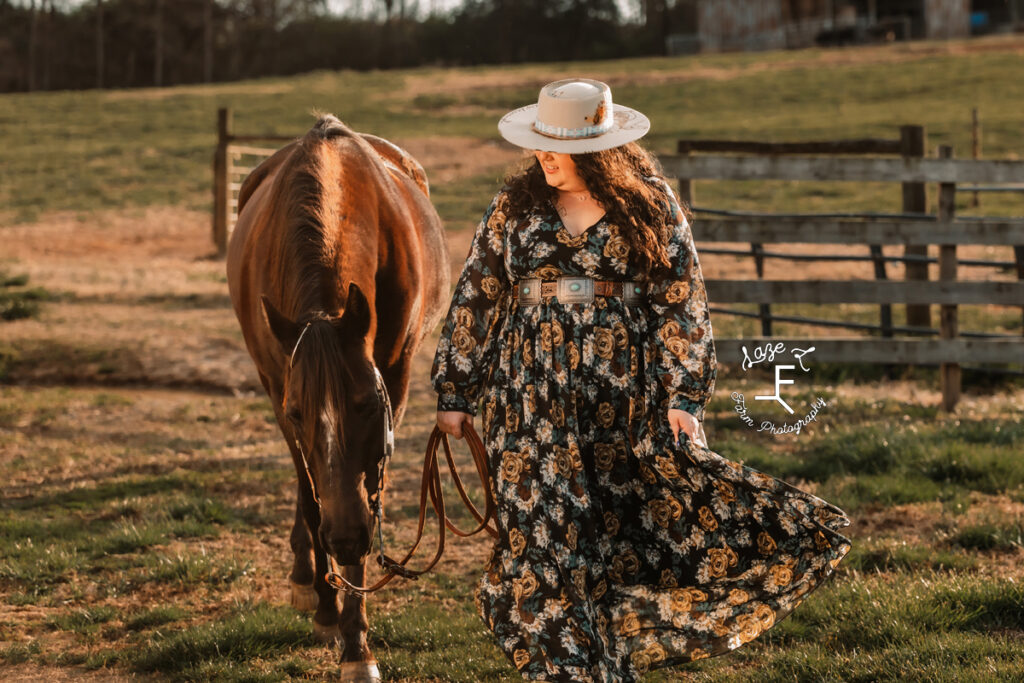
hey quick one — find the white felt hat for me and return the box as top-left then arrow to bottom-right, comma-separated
498,78 -> 650,153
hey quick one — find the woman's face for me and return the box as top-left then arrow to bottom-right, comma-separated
533,150 -> 586,192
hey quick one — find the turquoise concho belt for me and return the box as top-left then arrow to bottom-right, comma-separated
512,276 -> 645,305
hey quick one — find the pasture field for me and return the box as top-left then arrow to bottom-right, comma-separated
2,35 -> 1024,681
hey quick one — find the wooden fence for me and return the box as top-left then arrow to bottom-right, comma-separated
210,113 -> 1024,409
663,132 -> 1024,411
212,107 -> 296,255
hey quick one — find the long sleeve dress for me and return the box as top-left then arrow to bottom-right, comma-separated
431,179 -> 852,682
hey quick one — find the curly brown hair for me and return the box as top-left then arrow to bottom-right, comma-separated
501,141 -> 689,277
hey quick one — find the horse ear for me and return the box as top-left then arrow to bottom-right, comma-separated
339,283 -> 372,340
261,295 -> 301,351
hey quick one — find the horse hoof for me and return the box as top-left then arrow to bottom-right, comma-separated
312,620 -> 342,645
290,580 -> 318,612
339,661 -> 381,682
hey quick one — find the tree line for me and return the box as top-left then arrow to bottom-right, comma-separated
0,0 -> 694,92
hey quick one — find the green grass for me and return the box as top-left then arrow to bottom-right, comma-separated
0,269 -> 51,321
128,602 -> 315,676
947,520 -> 1024,552
1,640 -> 42,664
370,601 -> 513,680
1,379 -> 1021,679
0,476 -> 266,594
124,605 -> 190,631
141,550 -> 252,586
843,542 -> 977,573
47,605 -> 119,635
3,39 -> 1024,222
716,410 -> 1024,512
649,572 -> 1024,682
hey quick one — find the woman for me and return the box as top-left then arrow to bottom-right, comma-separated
431,79 -> 852,682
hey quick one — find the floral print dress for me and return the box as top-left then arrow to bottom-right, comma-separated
431,179 -> 852,682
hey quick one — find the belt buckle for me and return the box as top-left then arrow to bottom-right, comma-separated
518,278 -> 542,305
557,276 -> 594,305
622,280 -> 645,305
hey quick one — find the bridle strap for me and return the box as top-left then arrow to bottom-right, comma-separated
289,322 -> 314,369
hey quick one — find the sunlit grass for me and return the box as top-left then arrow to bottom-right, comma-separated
3,39 -> 1024,222
128,602 -> 315,677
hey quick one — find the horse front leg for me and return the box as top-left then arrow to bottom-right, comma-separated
285,436 -> 342,640
338,562 -> 379,682
304,496 -> 343,645
288,485 -> 318,612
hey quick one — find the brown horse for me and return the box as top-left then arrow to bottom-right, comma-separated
226,115 -> 449,679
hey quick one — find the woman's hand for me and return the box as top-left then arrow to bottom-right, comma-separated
436,410 -> 474,440
668,408 -> 707,448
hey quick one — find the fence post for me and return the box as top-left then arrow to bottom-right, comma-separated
213,107 -> 233,257
675,142 -> 694,208
750,243 -> 772,336
868,244 -> 892,337
971,108 -> 981,208
1015,246 -> 1024,337
901,124 -> 930,330
937,145 -> 959,412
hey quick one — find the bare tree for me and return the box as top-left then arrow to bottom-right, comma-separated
204,0 -> 214,83
28,0 -> 38,91
95,0 -> 104,88
42,0 -> 53,90
643,0 -> 668,53
154,0 -> 164,87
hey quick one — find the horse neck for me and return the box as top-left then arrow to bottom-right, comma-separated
275,147 -> 359,321
274,136 -> 382,325
278,230 -> 347,322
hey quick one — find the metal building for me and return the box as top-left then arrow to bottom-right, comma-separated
667,0 -> 973,54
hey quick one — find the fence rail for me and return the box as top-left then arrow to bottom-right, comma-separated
690,217 -> 1024,245
713,338 -> 1022,365
705,280 -> 1024,306
209,114 -> 1024,409
212,108 -> 297,255
661,153 -> 1024,184
669,129 -> 1024,411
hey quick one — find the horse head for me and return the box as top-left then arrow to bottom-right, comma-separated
261,283 -> 385,566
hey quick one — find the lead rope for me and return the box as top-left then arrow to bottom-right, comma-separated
322,368 -> 499,596
285,334 -> 495,596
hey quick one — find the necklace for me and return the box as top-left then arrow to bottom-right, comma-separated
555,189 -> 593,218
561,189 -> 591,202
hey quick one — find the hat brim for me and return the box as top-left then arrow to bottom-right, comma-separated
498,103 -> 650,153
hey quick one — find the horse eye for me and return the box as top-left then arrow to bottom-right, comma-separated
287,407 -> 302,423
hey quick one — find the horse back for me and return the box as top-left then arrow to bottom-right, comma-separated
358,134 -> 430,199
226,117 -> 449,416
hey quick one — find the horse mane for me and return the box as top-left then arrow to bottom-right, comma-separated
266,113 -> 363,320
292,314 -> 352,460
269,114 -> 375,460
